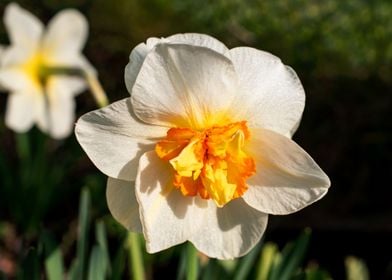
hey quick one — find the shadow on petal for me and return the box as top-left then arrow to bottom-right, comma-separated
217,198 -> 268,254
118,142 -> 154,181
137,151 -> 194,219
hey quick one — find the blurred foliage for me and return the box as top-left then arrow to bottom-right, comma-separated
83,0 -> 392,82
12,196 -> 334,280
345,256 -> 369,280
0,0 -> 391,278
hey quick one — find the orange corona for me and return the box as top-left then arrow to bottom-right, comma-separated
155,121 -> 256,207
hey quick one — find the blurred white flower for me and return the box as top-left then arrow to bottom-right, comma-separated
0,3 -> 94,139
75,33 -> 330,259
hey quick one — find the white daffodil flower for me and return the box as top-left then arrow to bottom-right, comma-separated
75,33 -> 331,259
0,3 -> 94,139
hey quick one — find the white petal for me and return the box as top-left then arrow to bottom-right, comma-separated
166,33 -> 228,54
124,38 -> 160,93
107,177 -> 142,232
5,91 -> 35,132
190,198 -> 268,259
35,77 -> 84,139
125,34 -> 228,94
0,45 -> 31,67
131,44 -> 238,129
136,151 -> 268,259
4,3 -> 43,51
75,98 -> 167,181
243,128 -> 330,215
228,47 -> 305,137
135,151 -> 204,252
42,9 -> 88,67
53,76 -> 87,95
0,68 -> 37,92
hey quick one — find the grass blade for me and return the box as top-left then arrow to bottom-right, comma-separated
18,248 -> 40,280
112,245 -> 127,280
345,256 -> 369,280
42,232 -> 64,280
270,229 -> 311,280
127,232 -> 145,280
186,243 -> 199,280
87,245 -> 107,280
76,188 -> 91,279
256,242 -> 279,280
95,221 -> 111,275
233,241 -> 261,280
279,229 -> 311,280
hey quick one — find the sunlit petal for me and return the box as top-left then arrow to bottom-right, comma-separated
228,47 -> 305,137
75,98 -> 167,180
131,44 -> 238,129
243,128 -> 330,214
125,33 -> 228,93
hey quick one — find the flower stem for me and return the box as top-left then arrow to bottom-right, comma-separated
15,132 -> 31,163
127,232 -> 145,280
186,243 -> 199,280
39,66 -> 109,108
84,71 -> 109,108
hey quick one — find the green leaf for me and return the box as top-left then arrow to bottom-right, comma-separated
186,243 -> 199,280
177,245 -> 186,280
18,248 -> 40,280
87,245 -> 107,280
305,268 -> 332,280
256,242 -> 279,280
345,256 -> 369,280
15,133 -> 31,163
278,229 -> 311,280
42,232 -> 65,280
266,250 -> 282,280
111,246 -> 127,280
95,221 -> 111,276
269,229 -> 311,280
291,264 -> 332,280
233,241 -> 262,280
75,188 -> 91,279
127,232 -> 145,280
67,259 -> 79,280
218,259 -> 237,274
202,259 -> 227,280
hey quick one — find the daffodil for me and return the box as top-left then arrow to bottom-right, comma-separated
0,3 -> 96,138
75,33 -> 330,259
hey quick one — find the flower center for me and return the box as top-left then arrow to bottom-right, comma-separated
21,52 -> 45,88
155,121 -> 255,207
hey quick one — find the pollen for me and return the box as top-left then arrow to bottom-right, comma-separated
155,121 -> 256,207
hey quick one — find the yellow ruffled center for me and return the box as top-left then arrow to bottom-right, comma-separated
155,121 -> 255,207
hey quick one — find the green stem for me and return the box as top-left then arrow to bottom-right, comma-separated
15,132 -> 31,163
127,232 -> 145,280
186,243 -> 199,280
84,71 -> 109,108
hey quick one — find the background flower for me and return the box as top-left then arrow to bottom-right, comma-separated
0,3 -> 93,139
75,34 -> 330,259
